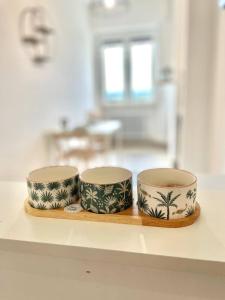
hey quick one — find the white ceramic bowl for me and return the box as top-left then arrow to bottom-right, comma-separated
27,166 -> 79,210
137,168 -> 197,220
80,166 -> 133,214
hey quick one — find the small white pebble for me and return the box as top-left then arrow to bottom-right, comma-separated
64,204 -> 83,213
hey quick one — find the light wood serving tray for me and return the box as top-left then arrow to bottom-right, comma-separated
24,199 -> 200,228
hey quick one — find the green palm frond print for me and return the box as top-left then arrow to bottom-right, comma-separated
27,180 -> 32,188
147,207 -> 166,219
117,181 -> 129,199
31,190 -> 39,201
185,207 -> 195,217
137,193 -> 149,212
41,191 -> 54,203
104,185 -> 114,196
86,189 -> 98,201
47,181 -> 61,191
50,202 -> 61,209
94,185 -> 105,192
89,204 -> 99,213
153,191 -> 180,220
139,188 -> 151,198
28,200 -> 35,208
186,188 -> 197,203
36,203 -> 47,210
186,190 -> 193,199
65,198 -> 74,207
34,182 -> 45,191
56,189 -> 68,201
63,178 -> 73,187
80,178 -> 132,214
81,198 -> 88,210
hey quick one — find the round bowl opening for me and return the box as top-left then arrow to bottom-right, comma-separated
28,166 -> 78,183
138,168 -> 196,188
80,167 -> 132,185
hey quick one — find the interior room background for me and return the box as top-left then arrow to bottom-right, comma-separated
0,0 -> 224,181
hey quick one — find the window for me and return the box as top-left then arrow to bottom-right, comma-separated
102,43 -> 125,102
130,40 -> 154,101
98,37 -> 155,105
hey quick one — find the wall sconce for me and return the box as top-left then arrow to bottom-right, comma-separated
19,6 -> 54,65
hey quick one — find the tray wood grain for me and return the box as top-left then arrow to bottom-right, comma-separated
24,199 -> 200,228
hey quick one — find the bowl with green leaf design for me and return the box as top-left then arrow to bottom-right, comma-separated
80,166 -> 133,214
137,168 -> 197,220
27,166 -> 79,210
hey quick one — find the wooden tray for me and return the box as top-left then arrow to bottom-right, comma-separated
24,200 -> 200,228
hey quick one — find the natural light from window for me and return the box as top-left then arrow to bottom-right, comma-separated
100,38 -> 154,104
131,41 -> 153,101
102,44 -> 125,102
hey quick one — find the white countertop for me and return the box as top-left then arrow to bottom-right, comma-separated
0,177 -> 225,274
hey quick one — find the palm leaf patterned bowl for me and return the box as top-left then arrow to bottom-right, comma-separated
27,166 -> 79,210
80,167 -> 133,214
137,168 -> 197,220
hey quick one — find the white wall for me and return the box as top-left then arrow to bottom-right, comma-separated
88,0 -> 177,145
179,0 -> 219,173
89,0 -> 168,28
209,8 -> 225,173
0,0 -> 93,180
89,0 -> 174,69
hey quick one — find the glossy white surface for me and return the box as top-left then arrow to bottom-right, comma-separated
0,178 -> 224,266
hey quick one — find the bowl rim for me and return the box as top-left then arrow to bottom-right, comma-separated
27,165 -> 79,183
137,168 -> 197,188
80,166 -> 132,185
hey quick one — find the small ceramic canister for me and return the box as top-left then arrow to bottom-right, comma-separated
137,168 -> 197,220
27,166 -> 79,210
80,166 -> 133,214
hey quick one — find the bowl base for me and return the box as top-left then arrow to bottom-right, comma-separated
24,198 -> 200,228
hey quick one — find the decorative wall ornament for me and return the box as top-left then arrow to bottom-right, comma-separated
19,6 -> 54,65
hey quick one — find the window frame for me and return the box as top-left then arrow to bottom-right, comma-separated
94,31 -> 158,107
